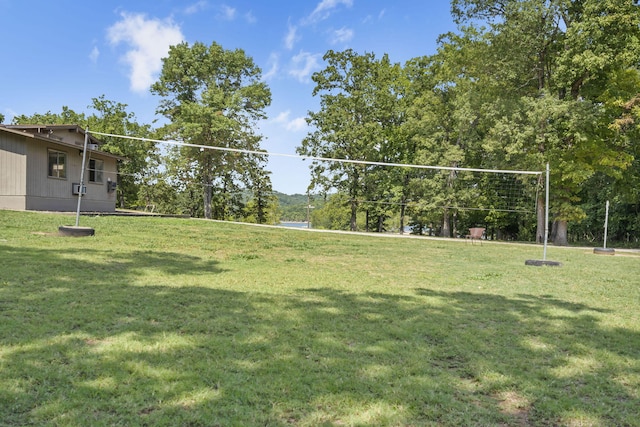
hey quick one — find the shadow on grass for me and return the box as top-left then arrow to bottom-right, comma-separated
0,244 -> 638,426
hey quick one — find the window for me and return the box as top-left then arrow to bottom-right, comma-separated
48,150 -> 66,179
89,159 -> 104,183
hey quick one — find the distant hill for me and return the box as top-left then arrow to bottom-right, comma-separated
275,192 -> 326,222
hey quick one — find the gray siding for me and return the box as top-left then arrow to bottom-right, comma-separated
1,130 -> 118,212
0,132 -> 27,209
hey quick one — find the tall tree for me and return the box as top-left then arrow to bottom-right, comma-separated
403,51 -> 488,237
449,0 -> 640,244
151,41 -> 272,221
298,50 -> 406,231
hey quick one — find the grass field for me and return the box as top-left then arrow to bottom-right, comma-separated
1,210 -> 639,426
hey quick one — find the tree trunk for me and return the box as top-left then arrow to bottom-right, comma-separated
452,211 -> 458,238
550,219 -> 557,242
399,175 -> 410,235
202,153 -> 213,219
536,193 -> 545,244
350,199 -> 357,231
441,208 -> 451,237
399,201 -> 406,235
365,209 -> 370,232
203,179 -> 212,219
118,192 -> 125,209
553,219 -> 568,246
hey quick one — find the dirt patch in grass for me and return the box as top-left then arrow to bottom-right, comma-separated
496,390 -> 531,426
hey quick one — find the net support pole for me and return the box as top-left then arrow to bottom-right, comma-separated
593,200 -> 615,255
75,128 -> 89,227
526,163 -> 561,266
603,200 -> 610,249
543,163 -> 550,261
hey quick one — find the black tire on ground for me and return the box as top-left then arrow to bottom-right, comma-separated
58,226 -> 95,237
525,259 -> 562,267
593,247 -> 615,255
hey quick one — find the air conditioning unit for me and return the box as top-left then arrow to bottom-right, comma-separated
87,143 -> 99,150
72,183 -> 87,195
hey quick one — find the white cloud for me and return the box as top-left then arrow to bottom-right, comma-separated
284,22 -> 298,50
330,27 -> 354,44
274,110 -> 308,132
184,1 -> 207,15
286,117 -> 308,132
89,46 -> 100,63
245,11 -> 257,24
263,53 -> 279,81
107,12 -> 184,93
307,0 -> 353,23
218,4 -> 236,20
274,111 -> 291,123
289,51 -> 321,83
363,9 -> 385,25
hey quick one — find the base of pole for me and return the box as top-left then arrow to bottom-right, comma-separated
593,247 -> 615,255
58,226 -> 95,237
525,259 -> 562,267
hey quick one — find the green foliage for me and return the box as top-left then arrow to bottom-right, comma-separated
151,41 -> 273,221
12,105 -> 87,125
310,193 -> 353,230
87,96 -> 157,209
276,193 -> 327,222
299,49 -> 407,231
436,0 -> 640,244
243,192 -> 280,225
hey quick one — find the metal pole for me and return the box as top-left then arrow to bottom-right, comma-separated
543,163 -> 550,261
75,128 -> 89,227
306,191 -> 310,229
603,200 -> 610,249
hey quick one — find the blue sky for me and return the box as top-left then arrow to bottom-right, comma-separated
1,0 -> 457,194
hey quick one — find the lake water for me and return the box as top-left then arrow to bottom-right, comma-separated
279,222 -> 311,229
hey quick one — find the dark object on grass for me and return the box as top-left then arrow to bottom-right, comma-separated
593,247 -> 615,255
525,259 -> 562,267
58,226 -> 95,237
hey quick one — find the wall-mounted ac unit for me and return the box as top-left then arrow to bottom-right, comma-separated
72,183 -> 87,195
87,143 -> 99,150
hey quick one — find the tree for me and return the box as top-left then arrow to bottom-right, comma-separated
12,106 -> 86,125
86,96 -> 156,208
298,49 -> 406,231
310,193 -> 360,231
403,51 -> 488,237
243,167 -> 279,224
151,41 -> 273,221
449,0 -> 640,245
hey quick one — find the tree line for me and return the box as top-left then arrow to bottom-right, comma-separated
9,0 -> 640,246
299,0 -> 640,246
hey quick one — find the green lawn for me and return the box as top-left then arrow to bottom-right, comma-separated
1,210 -> 639,426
